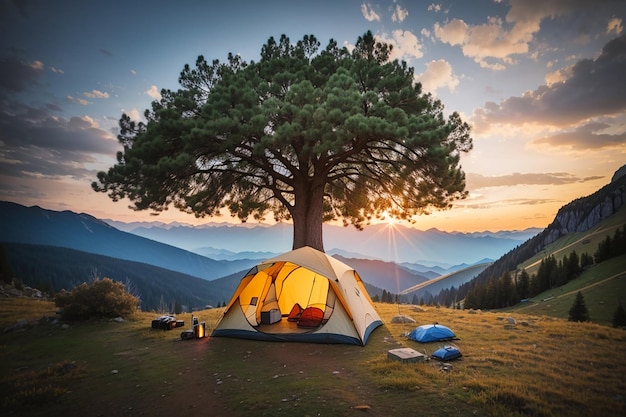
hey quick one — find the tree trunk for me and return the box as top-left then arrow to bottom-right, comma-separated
291,182 -> 325,252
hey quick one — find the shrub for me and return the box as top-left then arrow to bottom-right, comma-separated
55,278 -> 139,320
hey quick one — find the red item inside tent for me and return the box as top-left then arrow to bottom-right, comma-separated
287,303 -> 304,322
297,307 -> 324,328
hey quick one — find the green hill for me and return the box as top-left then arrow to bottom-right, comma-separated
2,243 -> 240,311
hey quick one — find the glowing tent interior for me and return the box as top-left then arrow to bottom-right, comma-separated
211,246 -> 383,345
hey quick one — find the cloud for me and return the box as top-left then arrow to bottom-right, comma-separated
473,35 -> 626,130
466,172 -> 602,189
433,0 -> 610,71
417,59 -> 459,94
459,197 -> 557,210
433,18 -> 467,46
531,120 -> 626,150
378,30 -> 424,60
434,16 -> 524,70
0,55 -> 46,92
67,95 -> 90,106
0,101 -> 119,180
607,17 -> 623,35
84,89 -> 110,99
124,108 -> 143,122
391,4 -> 408,22
427,3 -> 442,13
361,3 -> 380,22
146,85 -> 162,100
544,66 -> 571,86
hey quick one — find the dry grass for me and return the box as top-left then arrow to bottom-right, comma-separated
375,303 -> 626,417
1,298 -> 625,416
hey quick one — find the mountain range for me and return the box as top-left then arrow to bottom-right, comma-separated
0,200 -> 521,310
105,218 -> 539,266
0,201 -> 257,281
1,165 -> 624,313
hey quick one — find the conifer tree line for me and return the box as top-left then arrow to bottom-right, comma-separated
426,225 -> 626,311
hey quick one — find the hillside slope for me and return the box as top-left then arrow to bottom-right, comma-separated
333,255 -> 429,292
3,243 -> 239,310
442,166 -> 626,322
470,167 -> 626,285
0,201 -> 256,280
399,262 -> 491,299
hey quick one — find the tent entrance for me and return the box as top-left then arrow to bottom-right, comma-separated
238,262 -> 337,332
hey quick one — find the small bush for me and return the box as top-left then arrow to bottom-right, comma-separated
55,278 -> 139,320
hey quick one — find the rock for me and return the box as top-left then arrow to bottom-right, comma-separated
112,317 -> 125,323
23,286 -> 43,298
440,362 -> 454,372
506,317 -> 517,324
391,315 -> 415,324
7,288 -> 21,297
3,319 -> 30,333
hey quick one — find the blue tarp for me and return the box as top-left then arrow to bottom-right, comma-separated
407,324 -> 456,343
432,345 -> 462,361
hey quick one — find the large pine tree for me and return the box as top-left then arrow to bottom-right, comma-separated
93,32 -> 472,251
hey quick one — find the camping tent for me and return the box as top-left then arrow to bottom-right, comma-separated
407,324 -> 456,343
211,246 -> 383,345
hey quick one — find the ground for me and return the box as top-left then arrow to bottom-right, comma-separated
98,329 -> 407,417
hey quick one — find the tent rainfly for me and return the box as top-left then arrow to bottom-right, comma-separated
407,324 -> 456,343
211,246 -> 383,345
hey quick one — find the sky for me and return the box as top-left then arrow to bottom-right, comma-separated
1,0 -> 625,233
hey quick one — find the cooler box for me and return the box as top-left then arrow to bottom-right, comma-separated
261,309 -> 281,324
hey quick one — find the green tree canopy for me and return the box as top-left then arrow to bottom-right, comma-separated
93,32 -> 472,251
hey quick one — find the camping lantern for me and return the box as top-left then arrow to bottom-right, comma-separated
194,321 -> 206,339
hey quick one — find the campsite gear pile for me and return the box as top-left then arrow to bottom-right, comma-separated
212,246 -> 383,345
151,315 -> 184,330
180,315 -> 206,340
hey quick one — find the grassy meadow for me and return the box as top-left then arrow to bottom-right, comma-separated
1,297 -> 625,417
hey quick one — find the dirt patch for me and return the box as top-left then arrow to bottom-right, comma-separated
96,328 -> 400,417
